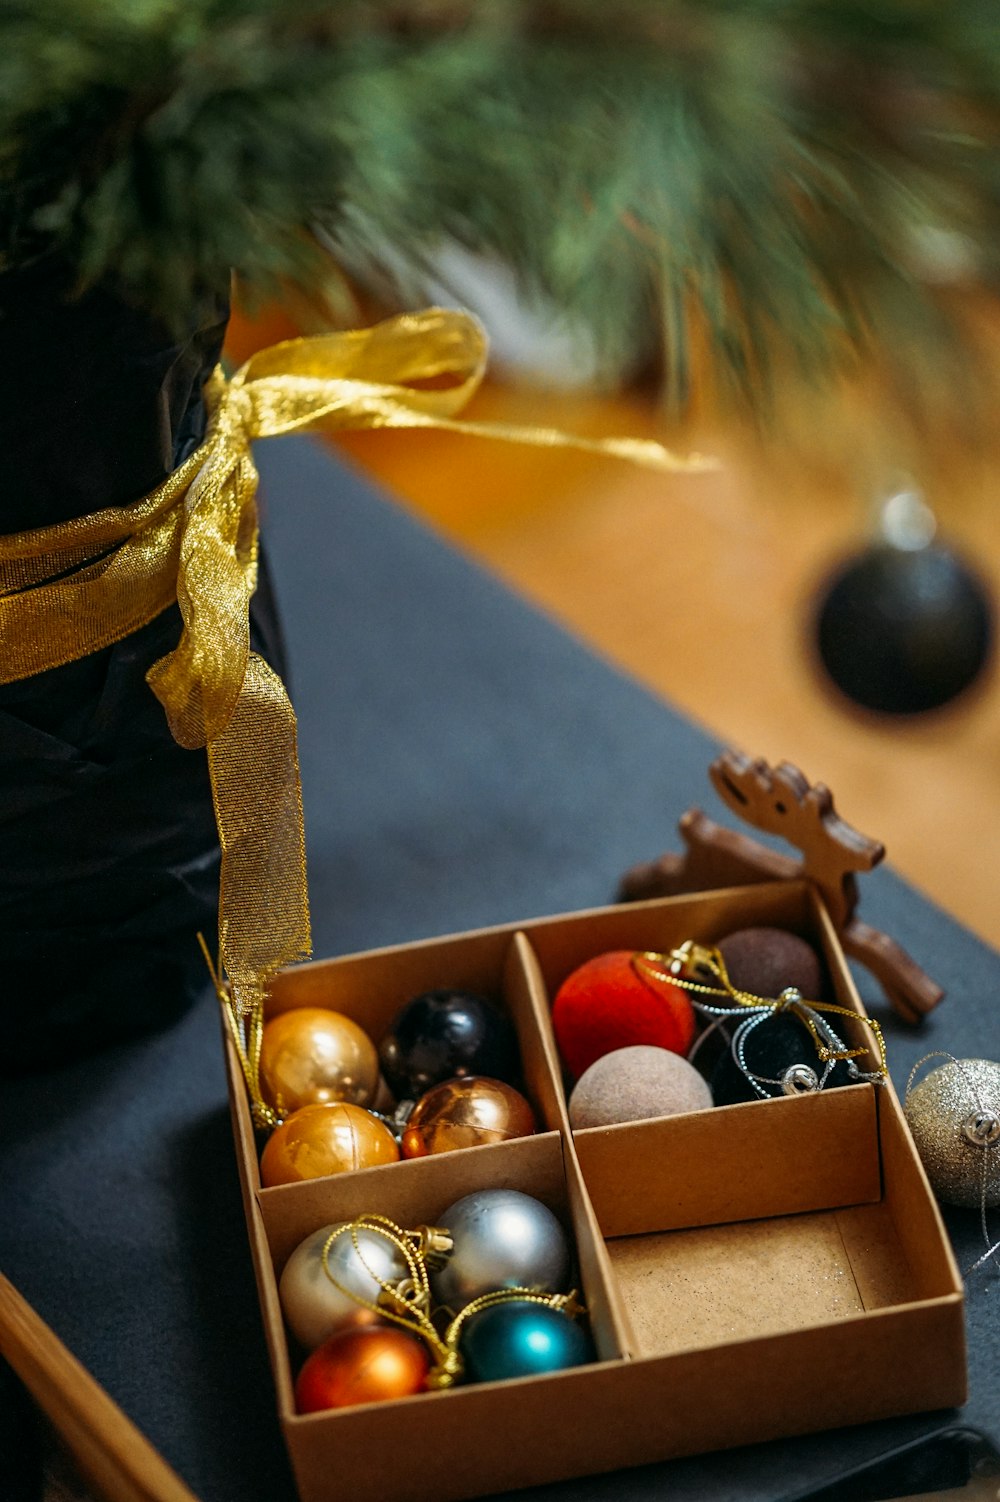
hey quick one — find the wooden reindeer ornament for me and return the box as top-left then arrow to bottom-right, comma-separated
618,751 -> 943,1024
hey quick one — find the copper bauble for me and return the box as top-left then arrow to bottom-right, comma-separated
260,1103 -> 399,1187
260,1007 -> 379,1115
295,1326 -> 430,1412
400,1076 -> 536,1158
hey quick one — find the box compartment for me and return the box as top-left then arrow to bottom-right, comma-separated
223,881 -> 965,1502
262,927 -> 566,1159
579,1086 -> 961,1363
224,1113 -> 636,1502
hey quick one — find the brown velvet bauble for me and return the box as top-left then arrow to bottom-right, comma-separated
717,927 -> 824,1001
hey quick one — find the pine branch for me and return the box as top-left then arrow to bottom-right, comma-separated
2,0 -> 999,409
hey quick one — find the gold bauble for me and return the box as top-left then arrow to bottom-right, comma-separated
260,1007 -> 379,1115
260,1103 -> 400,1187
401,1076 -> 536,1159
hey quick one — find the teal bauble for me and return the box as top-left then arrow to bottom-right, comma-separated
460,1301 -> 591,1383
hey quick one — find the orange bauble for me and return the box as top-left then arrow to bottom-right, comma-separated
259,1007 -> 379,1115
295,1326 -> 430,1412
401,1076 -> 536,1158
260,1103 -> 399,1187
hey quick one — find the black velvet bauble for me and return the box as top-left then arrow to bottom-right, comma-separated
812,541 -> 994,716
711,1011 -> 855,1106
379,990 -> 520,1100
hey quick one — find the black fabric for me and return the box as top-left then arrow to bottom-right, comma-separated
0,258 -> 227,530
0,1362 -> 42,1502
0,557 -> 285,1070
1,435 -> 998,1502
0,276 -> 285,1068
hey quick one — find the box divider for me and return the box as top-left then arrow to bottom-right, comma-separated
507,931 -> 572,1133
574,1084 -> 881,1238
502,932 -> 564,1132
257,1132 -> 566,1272
559,1131 -> 640,1361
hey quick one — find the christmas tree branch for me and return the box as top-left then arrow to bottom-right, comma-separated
2,0 -> 999,410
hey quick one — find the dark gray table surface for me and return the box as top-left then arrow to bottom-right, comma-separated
2,436 -> 997,1502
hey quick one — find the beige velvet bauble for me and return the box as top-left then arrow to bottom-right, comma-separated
568,1045 -> 712,1129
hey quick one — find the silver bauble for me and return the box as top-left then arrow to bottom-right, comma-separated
904,1058 -> 1000,1209
432,1189 -> 571,1309
278,1222 -> 409,1350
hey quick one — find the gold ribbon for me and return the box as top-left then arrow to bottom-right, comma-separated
0,308 -> 714,1127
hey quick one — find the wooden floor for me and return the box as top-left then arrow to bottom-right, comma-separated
227,306 -> 1000,953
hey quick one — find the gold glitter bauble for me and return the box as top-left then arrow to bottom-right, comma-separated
260,1007 -> 379,1115
904,1058 -> 1000,1208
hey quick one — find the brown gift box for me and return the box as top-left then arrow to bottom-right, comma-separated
224,879 -> 965,1502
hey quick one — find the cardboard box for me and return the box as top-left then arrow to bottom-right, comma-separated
225,880 -> 965,1502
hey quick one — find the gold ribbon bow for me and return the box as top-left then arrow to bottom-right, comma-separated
0,308 -> 713,1126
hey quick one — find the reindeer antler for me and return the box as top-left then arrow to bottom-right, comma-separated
618,750 -> 943,1021
709,751 -> 884,931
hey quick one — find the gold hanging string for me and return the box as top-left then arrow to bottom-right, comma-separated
634,941 -> 887,1078
440,1285 -> 585,1350
197,932 -> 282,1131
0,308 -> 715,1127
319,1215 -> 586,1389
320,1216 -> 459,1383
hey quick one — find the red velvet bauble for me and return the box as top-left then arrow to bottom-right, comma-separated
295,1326 -> 430,1413
552,950 -> 695,1079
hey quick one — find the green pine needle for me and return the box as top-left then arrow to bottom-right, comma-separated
2,0 -> 999,409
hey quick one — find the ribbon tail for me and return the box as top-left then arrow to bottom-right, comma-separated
207,651 -> 311,1126
336,406 -> 719,474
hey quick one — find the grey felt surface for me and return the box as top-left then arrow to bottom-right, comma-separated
2,435 -> 998,1502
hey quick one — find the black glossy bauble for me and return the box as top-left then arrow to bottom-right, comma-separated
711,1012 -> 854,1107
379,989 -> 519,1100
813,542 -> 993,716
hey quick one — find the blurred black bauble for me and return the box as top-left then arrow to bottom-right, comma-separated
812,493 -> 994,716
